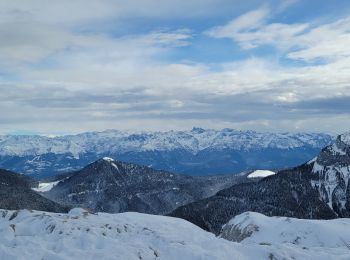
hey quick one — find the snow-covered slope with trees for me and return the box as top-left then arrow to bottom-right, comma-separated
0,128 -> 333,178
41,157 -> 245,215
0,169 -> 68,213
0,208 -> 349,260
170,132 -> 350,235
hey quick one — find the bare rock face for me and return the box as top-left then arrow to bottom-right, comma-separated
220,213 -> 259,242
310,133 -> 350,216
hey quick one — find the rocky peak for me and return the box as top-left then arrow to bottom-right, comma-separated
311,133 -> 350,216
336,133 -> 350,153
83,157 -> 123,175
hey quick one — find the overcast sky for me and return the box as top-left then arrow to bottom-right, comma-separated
1,0 -> 350,135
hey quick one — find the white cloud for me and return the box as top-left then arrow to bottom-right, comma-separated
206,7 -> 270,38
276,0 -> 300,12
206,6 -> 350,62
287,17 -> 350,61
205,6 -> 309,50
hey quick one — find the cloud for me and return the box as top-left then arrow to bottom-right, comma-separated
206,7 -> 270,38
205,6 -> 309,50
206,6 -> 350,62
0,0 -> 244,24
287,17 -> 350,61
2,54 -> 350,134
276,0 -> 300,12
1,1 -> 350,134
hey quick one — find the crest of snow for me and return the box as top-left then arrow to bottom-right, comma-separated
0,209 -> 349,260
101,157 -> 120,170
247,170 -> 276,178
32,181 -> 60,192
221,212 -> 350,252
307,157 -> 317,164
102,157 -> 114,162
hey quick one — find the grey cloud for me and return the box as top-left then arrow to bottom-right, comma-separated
2,80 -> 350,126
284,95 -> 350,114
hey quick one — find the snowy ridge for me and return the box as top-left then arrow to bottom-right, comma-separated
221,211 -> 350,252
0,128 -> 333,157
1,208 -> 349,260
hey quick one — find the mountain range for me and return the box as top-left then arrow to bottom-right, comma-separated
0,131 -> 347,228
0,130 -> 350,260
169,132 -> 350,234
0,128 -> 333,178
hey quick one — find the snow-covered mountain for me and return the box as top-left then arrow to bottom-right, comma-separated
0,208 -> 349,260
40,157 -> 246,214
310,132 -> 350,216
0,128 -> 333,178
170,132 -> 350,234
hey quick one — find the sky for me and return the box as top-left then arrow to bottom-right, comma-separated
1,0 -> 350,135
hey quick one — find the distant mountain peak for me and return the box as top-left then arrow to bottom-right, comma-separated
191,127 -> 206,133
85,157 -> 123,174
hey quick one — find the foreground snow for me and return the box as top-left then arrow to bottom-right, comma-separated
0,209 -> 349,260
221,212 -> 350,258
247,170 -> 276,178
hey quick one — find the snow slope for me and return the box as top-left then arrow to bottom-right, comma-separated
221,212 -> 350,249
247,170 -> 276,178
32,181 -> 60,192
0,208 -> 349,260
